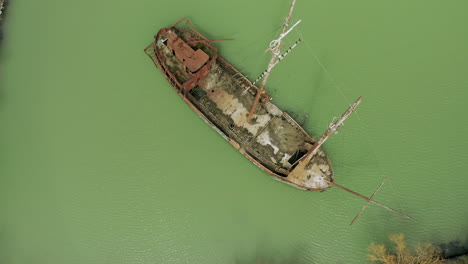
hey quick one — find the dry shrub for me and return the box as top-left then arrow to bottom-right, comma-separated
368,234 -> 445,264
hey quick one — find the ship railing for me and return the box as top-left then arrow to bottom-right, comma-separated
144,41 -> 187,97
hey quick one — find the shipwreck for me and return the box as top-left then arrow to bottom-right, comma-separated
144,0 -> 412,222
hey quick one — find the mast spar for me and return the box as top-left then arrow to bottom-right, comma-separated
246,0 -> 299,122
287,96 -> 413,221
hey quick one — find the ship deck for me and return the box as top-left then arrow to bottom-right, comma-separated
145,24 -> 333,190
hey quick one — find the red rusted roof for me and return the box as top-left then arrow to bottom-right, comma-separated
167,31 -> 209,72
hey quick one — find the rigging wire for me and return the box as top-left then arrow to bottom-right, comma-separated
295,29 -> 354,112
293,28 -> 408,216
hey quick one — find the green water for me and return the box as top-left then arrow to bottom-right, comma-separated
1,0 -> 467,263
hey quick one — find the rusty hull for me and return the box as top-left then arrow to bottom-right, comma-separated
144,18 -> 333,191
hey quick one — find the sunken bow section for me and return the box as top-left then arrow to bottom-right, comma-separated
144,18 -> 333,191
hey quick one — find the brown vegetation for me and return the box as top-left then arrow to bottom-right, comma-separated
368,234 -> 445,264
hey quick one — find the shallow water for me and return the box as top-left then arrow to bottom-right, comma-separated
1,0 -> 467,263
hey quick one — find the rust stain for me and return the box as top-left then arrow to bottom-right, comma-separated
144,18 -> 334,191
144,16 -> 414,222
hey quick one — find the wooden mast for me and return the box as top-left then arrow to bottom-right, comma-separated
350,179 -> 386,225
290,96 -> 363,168
246,0 -> 298,122
328,181 -> 414,221
286,96 -> 412,221
288,96 -> 414,222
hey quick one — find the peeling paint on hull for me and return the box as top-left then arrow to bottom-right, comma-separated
144,18 -> 334,191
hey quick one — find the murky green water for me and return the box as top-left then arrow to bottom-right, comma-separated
1,0 -> 467,263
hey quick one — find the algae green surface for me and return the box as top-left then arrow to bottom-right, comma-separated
1,0 -> 467,263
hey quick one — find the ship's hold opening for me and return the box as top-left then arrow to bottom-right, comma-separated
288,149 -> 308,165
189,86 -> 206,100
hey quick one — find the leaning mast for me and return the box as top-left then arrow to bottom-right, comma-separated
247,0 -> 299,122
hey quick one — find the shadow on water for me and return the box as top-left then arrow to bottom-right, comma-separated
439,238 -> 468,259
232,239 -> 312,264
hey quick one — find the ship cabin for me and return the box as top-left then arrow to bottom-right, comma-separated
160,28 -> 214,91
